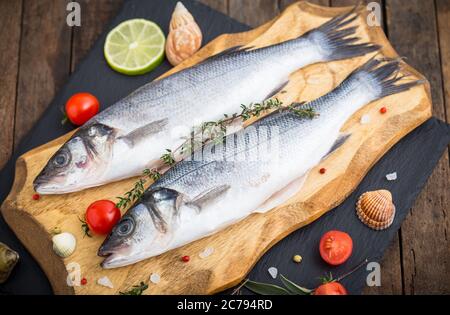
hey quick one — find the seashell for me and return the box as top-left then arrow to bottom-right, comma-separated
52,232 -> 76,258
356,190 -> 396,230
165,2 -> 202,66
0,242 -> 19,284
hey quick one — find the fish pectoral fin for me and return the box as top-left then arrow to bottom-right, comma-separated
187,185 -> 231,211
254,174 -> 307,213
264,80 -> 289,100
322,133 -> 351,160
119,118 -> 169,147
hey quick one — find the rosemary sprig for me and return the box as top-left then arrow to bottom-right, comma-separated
119,281 -> 148,295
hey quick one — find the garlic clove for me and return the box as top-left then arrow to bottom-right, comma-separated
166,2 -> 202,66
52,232 -> 77,258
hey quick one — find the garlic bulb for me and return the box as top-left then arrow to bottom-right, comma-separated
52,232 -> 76,258
165,2 -> 202,66
0,242 -> 19,284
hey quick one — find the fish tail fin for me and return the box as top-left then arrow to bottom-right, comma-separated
305,6 -> 380,61
349,57 -> 426,99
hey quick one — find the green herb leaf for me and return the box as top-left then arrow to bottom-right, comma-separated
78,216 -> 92,238
244,279 -> 291,295
280,274 -> 313,295
119,281 -> 148,295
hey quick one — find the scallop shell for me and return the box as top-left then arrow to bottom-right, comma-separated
165,2 -> 202,66
52,232 -> 76,258
356,190 -> 396,230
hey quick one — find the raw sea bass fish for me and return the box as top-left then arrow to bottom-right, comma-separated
34,9 -> 379,194
98,59 -> 423,268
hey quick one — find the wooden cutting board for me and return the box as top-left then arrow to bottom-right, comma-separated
0,1 -> 431,295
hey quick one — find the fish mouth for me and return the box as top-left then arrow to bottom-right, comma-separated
98,245 -> 131,269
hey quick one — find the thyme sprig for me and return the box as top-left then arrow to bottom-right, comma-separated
119,281 -> 148,295
116,169 -> 161,209
115,99 -> 317,209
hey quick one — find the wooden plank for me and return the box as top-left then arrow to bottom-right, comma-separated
385,0 -> 449,294
363,234 -> 403,294
199,0 -> 229,14
436,0 -> 450,123
71,0 -> 124,71
14,0 -> 72,148
228,0 -> 280,27
0,0 -> 22,170
280,0 -> 330,10
331,0 -> 384,27
331,0 -> 402,296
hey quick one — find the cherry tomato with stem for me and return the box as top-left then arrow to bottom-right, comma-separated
85,200 -> 121,235
314,282 -> 348,295
64,92 -> 100,126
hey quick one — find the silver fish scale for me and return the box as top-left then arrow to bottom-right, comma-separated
93,47 -> 285,132
150,67 -> 365,200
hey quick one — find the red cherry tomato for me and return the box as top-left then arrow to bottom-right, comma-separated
85,200 -> 121,235
314,282 -> 348,295
319,230 -> 353,266
65,92 -> 99,125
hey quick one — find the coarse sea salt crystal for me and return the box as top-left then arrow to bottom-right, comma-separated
199,247 -> 214,259
268,267 -> 278,279
360,114 -> 371,124
150,273 -> 161,284
97,276 -> 114,289
386,172 -> 397,181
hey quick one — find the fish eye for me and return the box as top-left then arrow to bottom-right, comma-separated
116,218 -> 134,236
53,151 -> 70,168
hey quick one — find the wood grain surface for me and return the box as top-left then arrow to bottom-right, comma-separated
0,0 -> 447,295
0,2 -> 433,295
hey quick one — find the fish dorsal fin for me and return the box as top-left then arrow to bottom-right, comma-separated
322,133 -> 351,160
264,80 -> 289,100
187,185 -> 230,211
119,118 -> 168,147
200,45 -> 246,63
254,174 -> 307,213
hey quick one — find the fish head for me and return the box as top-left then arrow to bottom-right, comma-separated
33,123 -> 116,194
98,187 -> 184,268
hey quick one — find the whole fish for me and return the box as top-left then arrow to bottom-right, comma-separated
98,58 -> 423,268
34,8 -> 379,194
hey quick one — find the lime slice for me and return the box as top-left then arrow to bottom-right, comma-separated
104,19 -> 166,75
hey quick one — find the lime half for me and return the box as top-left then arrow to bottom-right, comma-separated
104,19 -> 166,75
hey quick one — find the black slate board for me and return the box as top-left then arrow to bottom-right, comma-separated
0,0 -> 449,295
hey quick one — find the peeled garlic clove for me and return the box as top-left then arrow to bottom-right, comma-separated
52,232 -> 76,258
0,242 -> 19,284
165,2 -> 202,66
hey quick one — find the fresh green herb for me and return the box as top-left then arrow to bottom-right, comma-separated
119,281 -> 148,295
143,168 -> 162,181
116,169 -> 161,209
161,149 -> 176,166
287,102 -> 318,119
78,216 -> 92,238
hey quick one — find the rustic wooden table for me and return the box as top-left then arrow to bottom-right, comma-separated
0,0 -> 448,294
